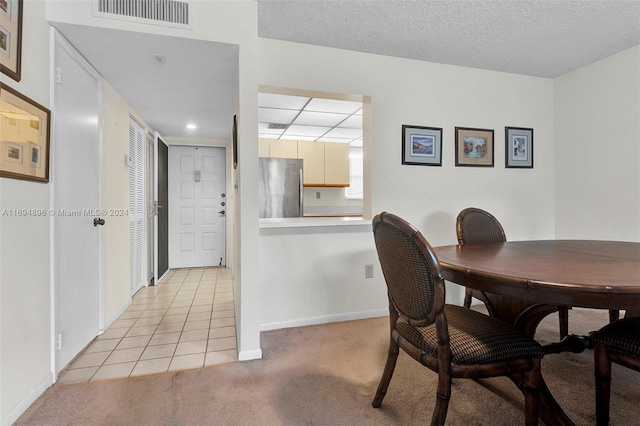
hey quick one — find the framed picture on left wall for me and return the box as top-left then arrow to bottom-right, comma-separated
0,0 -> 23,81
401,124 -> 443,166
0,83 -> 51,182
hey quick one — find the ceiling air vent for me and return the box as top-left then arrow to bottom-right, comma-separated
93,0 -> 192,29
268,123 -> 288,130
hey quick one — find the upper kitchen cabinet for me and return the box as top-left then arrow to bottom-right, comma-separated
324,142 -> 350,186
269,139 -> 298,159
258,138 -> 270,157
260,138 -> 351,187
297,140 -> 325,186
298,140 -> 349,187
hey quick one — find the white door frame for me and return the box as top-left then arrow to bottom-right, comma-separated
51,29 -> 104,377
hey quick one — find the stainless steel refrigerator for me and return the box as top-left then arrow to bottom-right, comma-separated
259,157 -> 304,218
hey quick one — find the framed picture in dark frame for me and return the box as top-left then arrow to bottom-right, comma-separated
0,0 -> 23,82
0,82 -> 51,182
505,126 -> 533,168
401,124 -> 443,166
232,114 -> 238,169
455,127 -> 494,167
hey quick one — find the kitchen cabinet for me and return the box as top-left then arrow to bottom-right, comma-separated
269,139 -> 298,159
297,141 -> 325,185
258,138 -> 270,157
259,138 -> 350,187
324,142 -> 350,186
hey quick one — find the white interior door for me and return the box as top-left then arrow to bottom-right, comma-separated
169,146 -> 226,268
53,32 -> 102,373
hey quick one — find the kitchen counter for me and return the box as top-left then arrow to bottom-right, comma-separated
259,216 -> 371,229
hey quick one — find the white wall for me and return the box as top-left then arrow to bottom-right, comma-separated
257,39 -> 556,327
0,1 -> 53,423
555,46 -> 640,241
260,223 -> 383,329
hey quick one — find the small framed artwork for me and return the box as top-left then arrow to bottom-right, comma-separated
505,127 -> 533,168
232,114 -> 238,169
401,124 -> 443,166
0,83 -> 51,183
0,0 -> 23,81
455,127 -> 494,167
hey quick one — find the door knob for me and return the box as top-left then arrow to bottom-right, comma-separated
218,210 -> 225,215
93,217 -> 105,227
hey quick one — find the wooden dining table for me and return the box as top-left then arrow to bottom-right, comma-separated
434,240 -> 640,426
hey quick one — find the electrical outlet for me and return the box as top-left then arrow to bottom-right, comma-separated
316,191 -> 321,199
365,264 -> 374,279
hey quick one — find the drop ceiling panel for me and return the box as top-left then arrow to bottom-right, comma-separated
283,124 -> 332,138
305,98 -> 362,114
323,127 -> 362,139
337,115 -> 363,129
322,137 -> 356,143
293,111 -> 350,127
258,108 -> 299,124
258,93 -> 364,142
258,122 -> 285,136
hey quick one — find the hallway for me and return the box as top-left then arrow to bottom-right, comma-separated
57,267 -> 237,384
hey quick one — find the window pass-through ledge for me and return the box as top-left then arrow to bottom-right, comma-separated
259,216 -> 371,229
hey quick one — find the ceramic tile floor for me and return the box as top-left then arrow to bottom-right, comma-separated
57,267 -> 237,384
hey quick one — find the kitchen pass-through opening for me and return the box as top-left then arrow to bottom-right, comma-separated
257,86 -> 371,219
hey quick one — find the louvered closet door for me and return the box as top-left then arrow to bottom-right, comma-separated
129,117 -> 145,294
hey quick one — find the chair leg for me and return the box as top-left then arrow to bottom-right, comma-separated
372,337 -> 399,408
594,345 -> 612,426
430,371 -> 452,426
463,288 -> 472,308
523,358 -> 541,426
608,310 -> 619,323
558,307 -> 569,339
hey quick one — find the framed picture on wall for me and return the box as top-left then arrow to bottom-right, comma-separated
455,127 -> 494,167
401,124 -> 443,166
0,83 -> 51,182
0,0 -> 23,81
505,126 -> 533,168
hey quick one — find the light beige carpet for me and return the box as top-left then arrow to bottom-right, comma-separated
15,307 -> 640,425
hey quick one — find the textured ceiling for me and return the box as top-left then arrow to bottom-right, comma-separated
258,0 -> 640,78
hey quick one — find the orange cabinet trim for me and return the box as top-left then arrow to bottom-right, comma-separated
303,183 -> 350,188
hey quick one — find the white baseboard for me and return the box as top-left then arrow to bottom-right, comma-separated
1,372 -> 53,426
238,349 -> 263,361
259,308 -> 387,332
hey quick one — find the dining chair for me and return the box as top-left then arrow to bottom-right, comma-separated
592,316 -> 640,426
456,207 -> 571,339
372,212 -> 544,426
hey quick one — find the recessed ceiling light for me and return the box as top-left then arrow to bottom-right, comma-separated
186,123 -> 198,130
